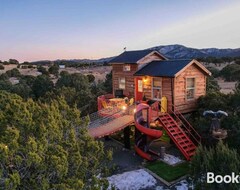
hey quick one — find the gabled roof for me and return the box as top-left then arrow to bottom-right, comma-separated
134,59 -> 211,77
110,50 -> 165,64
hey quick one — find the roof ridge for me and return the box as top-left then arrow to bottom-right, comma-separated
151,59 -> 192,61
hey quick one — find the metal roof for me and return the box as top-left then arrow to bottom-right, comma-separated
110,50 -> 155,64
134,59 -> 192,77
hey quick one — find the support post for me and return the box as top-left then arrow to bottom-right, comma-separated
124,126 -> 131,149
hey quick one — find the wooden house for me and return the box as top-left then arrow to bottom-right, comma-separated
110,50 -> 211,113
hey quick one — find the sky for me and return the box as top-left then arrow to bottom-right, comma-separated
0,0 -> 240,62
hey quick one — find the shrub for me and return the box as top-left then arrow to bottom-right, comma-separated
191,141 -> 240,190
0,64 -> 4,70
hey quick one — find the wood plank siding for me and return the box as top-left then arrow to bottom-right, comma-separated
112,64 -> 138,97
140,64 -> 207,113
142,76 -> 173,112
137,52 -> 163,67
111,50 -> 209,114
112,53 -> 164,98
174,64 -> 206,113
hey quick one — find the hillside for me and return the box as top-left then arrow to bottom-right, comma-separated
149,44 -> 240,59
29,44 -> 240,65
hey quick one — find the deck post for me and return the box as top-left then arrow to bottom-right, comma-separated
124,126 -> 131,149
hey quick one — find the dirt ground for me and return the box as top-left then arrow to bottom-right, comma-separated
203,62 -> 233,70
59,66 -> 111,81
0,65 -> 112,82
217,78 -> 237,94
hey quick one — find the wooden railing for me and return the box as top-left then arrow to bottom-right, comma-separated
159,102 -> 201,145
170,105 -> 201,145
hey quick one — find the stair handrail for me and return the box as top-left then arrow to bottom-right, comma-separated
158,102 -> 197,146
171,105 -> 201,144
159,112 -> 192,160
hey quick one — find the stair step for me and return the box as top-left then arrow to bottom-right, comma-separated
178,139 -> 190,144
160,116 -> 171,119
174,134 -> 186,139
181,142 -> 194,148
159,112 -> 199,160
161,118 -> 174,122
161,119 -> 175,123
165,125 -> 176,128
175,137 -> 187,142
172,132 -> 183,136
169,129 -> 181,133
188,151 -> 196,157
184,146 -> 196,152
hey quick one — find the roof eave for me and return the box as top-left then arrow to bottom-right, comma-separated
110,62 -> 137,65
134,73 -> 174,78
136,51 -> 167,64
174,59 -> 212,77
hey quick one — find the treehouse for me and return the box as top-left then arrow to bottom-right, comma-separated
92,50 -> 211,161
110,50 -> 211,113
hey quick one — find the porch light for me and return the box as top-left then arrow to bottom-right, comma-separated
133,108 -> 136,113
143,76 -> 148,83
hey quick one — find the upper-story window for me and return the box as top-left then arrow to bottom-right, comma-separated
186,78 -> 195,100
123,65 -> 131,71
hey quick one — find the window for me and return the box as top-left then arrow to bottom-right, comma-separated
152,77 -> 162,100
119,77 -> 125,89
138,80 -> 143,92
186,78 -> 195,100
123,65 -> 131,71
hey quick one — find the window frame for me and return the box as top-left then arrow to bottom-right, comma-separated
123,64 -> 131,71
119,77 -> 126,89
152,77 -> 162,101
186,77 -> 196,100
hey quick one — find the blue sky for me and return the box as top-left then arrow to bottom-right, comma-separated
0,0 -> 240,62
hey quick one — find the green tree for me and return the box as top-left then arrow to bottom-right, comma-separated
37,66 -> 49,75
0,91 -> 111,189
48,64 -> 59,77
56,73 -> 89,91
103,71 -> 112,93
6,68 -> 21,78
11,83 -> 32,99
0,80 -> 12,92
191,141 -> 240,190
32,75 -> 54,98
235,59 -> 240,65
9,59 -> 19,65
3,61 -> 9,65
0,73 -> 9,80
219,64 -> 240,81
206,76 -> 220,93
0,64 -> 4,70
206,67 -> 219,78
87,74 -> 95,83
19,75 -> 36,88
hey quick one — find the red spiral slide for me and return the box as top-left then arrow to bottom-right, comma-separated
134,103 -> 163,161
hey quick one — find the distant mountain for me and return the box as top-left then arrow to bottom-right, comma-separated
149,44 -> 240,59
31,57 -> 114,65
30,44 -> 240,65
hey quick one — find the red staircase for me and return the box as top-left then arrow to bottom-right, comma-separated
158,112 -> 200,160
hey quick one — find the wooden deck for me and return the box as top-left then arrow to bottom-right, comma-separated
88,115 -> 134,138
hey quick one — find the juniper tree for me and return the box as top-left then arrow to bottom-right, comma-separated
0,91 -> 111,189
191,141 -> 240,190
